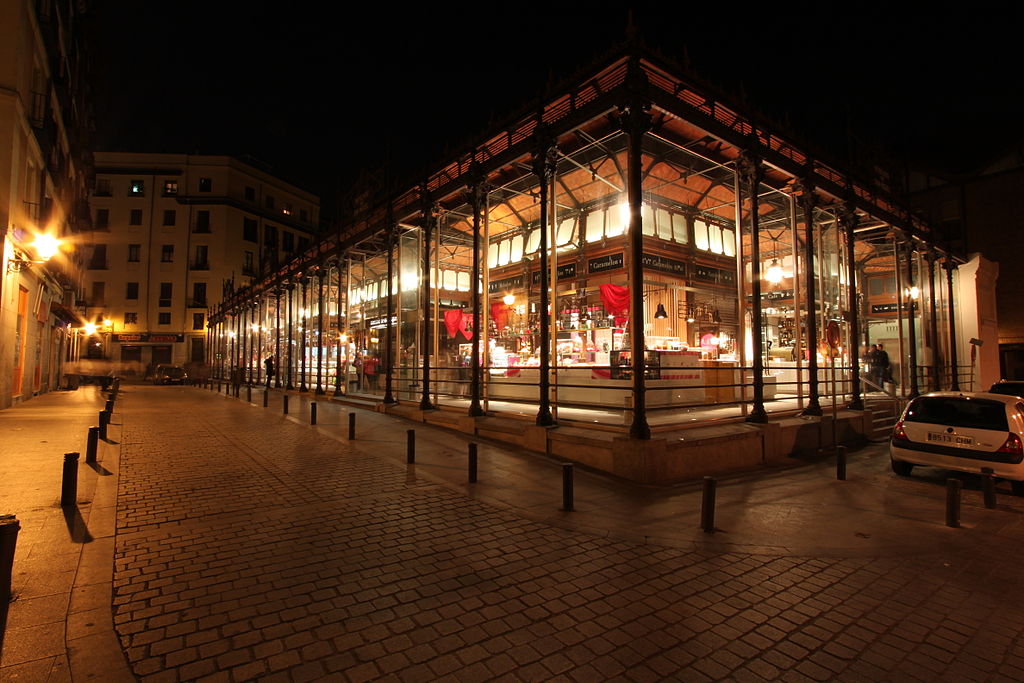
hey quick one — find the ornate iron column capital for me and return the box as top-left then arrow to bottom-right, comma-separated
531,138 -> 558,183
736,146 -> 764,190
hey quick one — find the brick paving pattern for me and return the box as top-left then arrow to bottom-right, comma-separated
113,389 -> 1024,681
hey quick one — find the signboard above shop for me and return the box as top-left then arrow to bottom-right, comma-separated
112,333 -> 185,343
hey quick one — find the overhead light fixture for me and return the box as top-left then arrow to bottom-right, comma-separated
654,303 -> 668,319
765,259 -> 783,284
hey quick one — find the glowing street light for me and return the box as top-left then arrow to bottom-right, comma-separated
32,234 -> 62,260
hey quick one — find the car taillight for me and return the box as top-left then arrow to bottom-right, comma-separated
892,420 -> 909,440
997,433 -> 1023,455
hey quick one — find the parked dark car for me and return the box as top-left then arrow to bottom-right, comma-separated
153,364 -> 188,385
988,380 -> 1024,398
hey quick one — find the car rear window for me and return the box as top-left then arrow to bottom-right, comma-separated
989,383 -> 1024,397
904,397 -> 1009,431
162,367 -> 185,377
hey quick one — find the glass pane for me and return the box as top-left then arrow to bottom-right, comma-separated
487,243 -> 498,268
510,234 -> 524,262
586,210 -> 604,243
556,217 -> 575,246
457,271 -> 470,292
443,270 -> 457,291
694,219 -> 709,251
723,227 -> 735,256
672,213 -> 688,243
606,204 -> 627,238
525,228 -> 540,254
656,208 -> 672,240
498,240 -> 511,266
641,205 -> 655,236
708,223 -> 723,254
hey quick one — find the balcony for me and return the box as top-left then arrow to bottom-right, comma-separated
187,299 -> 208,309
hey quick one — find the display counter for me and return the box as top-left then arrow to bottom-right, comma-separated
486,349 -> 707,408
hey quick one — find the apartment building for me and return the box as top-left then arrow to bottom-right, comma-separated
83,153 -> 319,371
0,0 -> 94,408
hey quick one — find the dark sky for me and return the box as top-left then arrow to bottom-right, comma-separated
91,4 -> 1023,218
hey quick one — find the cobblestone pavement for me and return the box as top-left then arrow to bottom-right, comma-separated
113,387 -> 1024,682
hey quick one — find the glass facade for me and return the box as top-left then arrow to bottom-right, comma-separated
207,53 -> 970,436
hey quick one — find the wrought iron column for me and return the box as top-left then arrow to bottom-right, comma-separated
316,269 -> 325,394
241,304 -> 249,385
946,257 -> 961,391
231,314 -> 238,382
840,201 -> 863,410
384,219 -> 397,404
619,85 -> 652,439
255,298 -> 263,386
285,284 -> 295,390
739,148 -> 768,423
904,242 -> 920,398
532,141 -> 556,427
467,169 -> 484,417
926,252 -> 941,391
334,258 -> 345,397
419,191 -> 435,411
299,276 -> 308,392
797,179 -> 822,416
274,288 -> 282,388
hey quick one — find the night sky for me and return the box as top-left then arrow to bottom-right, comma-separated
90,4 -> 1023,219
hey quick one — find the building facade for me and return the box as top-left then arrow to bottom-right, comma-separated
209,48 -> 998,483
82,153 -> 319,373
0,0 -> 94,409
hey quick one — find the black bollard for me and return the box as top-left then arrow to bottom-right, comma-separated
407,430 -> 415,464
86,426 -> 99,464
99,410 -> 109,440
946,478 -> 962,528
981,467 -> 997,509
283,395 -> 289,414
0,514 -> 20,605
561,463 -> 574,511
836,445 -> 847,481
105,398 -> 114,416
310,402 -> 318,425
246,385 -> 252,403
348,413 -> 356,440
61,452 -> 79,507
263,390 -> 269,408
468,443 -> 478,483
701,476 -> 717,533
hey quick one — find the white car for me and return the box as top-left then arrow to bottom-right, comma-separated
890,392 -> 1024,495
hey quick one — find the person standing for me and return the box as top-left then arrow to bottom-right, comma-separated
264,356 -> 275,387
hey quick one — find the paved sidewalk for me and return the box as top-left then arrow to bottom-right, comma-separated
102,385 -> 1024,681
0,385 -> 132,681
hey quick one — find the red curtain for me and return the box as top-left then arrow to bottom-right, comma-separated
599,284 -> 629,326
444,309 -> 464,338
444,309 -> 475,340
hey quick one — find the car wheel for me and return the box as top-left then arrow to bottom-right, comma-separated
891,459 -> 914,476
1011,480 -> 1024,497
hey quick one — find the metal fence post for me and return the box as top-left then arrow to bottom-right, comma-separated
310,402 -> 317,425
86,426 -> 99,464
561,463 -> 574,511
263,390 -> 269,408
99,410 -> 109,440
61,452 -> 79,507
701,476 -> 717,533
981,468 -> 996,509
468,443 -> 478,483
836,445 -> 847,481
283,395 -> 289,414
0,515 -> 19,604
946,478 -> 962,528
348,413 -> 356,440
407,430 -> 415,464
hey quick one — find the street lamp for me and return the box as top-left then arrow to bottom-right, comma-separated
7,233 -> 62,272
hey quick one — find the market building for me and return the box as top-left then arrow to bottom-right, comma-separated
80,153 -> 319,374
0,0 -> 94,408
210,47 -> 998,483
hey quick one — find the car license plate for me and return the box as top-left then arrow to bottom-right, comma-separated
927,432 -> 973,446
